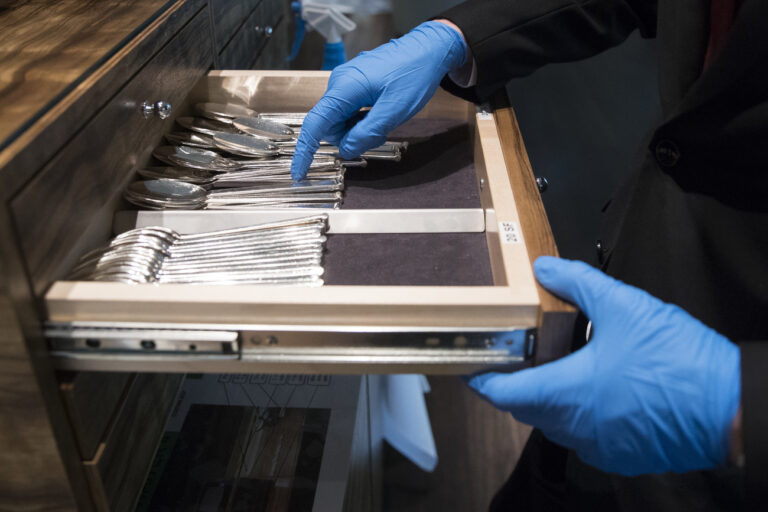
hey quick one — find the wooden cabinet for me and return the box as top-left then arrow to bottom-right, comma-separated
216,0 -> 291,69
82,374 -> 183,512
0,1 -> 569,510
11,7 -> 213,297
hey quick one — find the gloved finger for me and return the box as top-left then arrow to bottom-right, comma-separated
321,118 -> 351,147
337,97 -> 398,159
467,349 -> 590,427
533,256 -> 618,321
291,94 -> 365,179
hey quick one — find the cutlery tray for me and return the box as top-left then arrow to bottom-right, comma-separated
39,70 -> 573,374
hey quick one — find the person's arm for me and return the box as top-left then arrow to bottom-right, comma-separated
439,0 -> 658,101
291,0 -> 658,178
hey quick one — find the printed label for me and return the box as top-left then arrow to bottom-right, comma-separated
499,221 -> 521,244
477,111 -> 493,121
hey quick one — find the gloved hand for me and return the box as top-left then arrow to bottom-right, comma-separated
290,21 -> 467,179
469,256 -> 741,476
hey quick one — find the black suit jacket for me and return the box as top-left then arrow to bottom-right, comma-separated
439,0 -> 768,509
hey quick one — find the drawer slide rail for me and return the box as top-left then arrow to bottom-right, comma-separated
46,322 -> 535,374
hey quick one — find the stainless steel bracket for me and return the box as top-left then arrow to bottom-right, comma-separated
112,208 -> 486,235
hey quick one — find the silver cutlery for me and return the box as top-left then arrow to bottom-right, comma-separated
124,179 -> 343,210
67,216 -> 329,285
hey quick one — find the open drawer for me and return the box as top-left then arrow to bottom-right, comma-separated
43,70 -> 574,374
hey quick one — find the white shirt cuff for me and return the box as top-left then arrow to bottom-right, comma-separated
448,58 -> 477,88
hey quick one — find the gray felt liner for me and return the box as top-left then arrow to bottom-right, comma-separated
341,117 -> 481,210
324,118 -> 494,286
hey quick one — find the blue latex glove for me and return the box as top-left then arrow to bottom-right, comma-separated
290,21 -> 467,179
469,256 -> 741,476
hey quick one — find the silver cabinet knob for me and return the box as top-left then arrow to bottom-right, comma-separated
254,25 -> 273,37
141,101 -> 172,119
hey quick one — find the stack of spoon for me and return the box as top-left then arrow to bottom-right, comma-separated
125,102 -> 408,210
66,215 -> 329,285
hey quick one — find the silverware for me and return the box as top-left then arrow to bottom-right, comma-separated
68,216 -> 329,285
138,166 -> 344,187
196,102 -> 258,121
165,131 -> 218,149
278,144 -> 402,161
124,179 -> 344,210
212,132 -> 280,157
177,116 -> 238,136
257,112 -> 307,127
153,145 -> 358,172
137,167 -> 216,185
153,145 -> 241,171
232,117 -> 295,141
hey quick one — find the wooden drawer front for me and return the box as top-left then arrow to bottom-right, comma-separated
11,9 -> 213,297
60,372 -> 134,460
211,0 -> 261,53
219,0 -> 287,69
84,373 -> 183,512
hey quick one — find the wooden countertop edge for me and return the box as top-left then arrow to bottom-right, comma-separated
0,0 -> 198,200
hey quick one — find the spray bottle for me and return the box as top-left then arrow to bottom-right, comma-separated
287,1 -> 357,70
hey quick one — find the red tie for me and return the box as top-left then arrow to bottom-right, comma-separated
704,0 -> 743,68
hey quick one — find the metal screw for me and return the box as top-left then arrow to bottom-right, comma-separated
479,178 -> 485,191
454,335 -> 468,347
266,336 -> 278,345
249,335 -> 262,345
535,176 -> 549,193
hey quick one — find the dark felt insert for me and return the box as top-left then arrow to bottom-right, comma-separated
323,233 -> 494,286
341,118 -> 481,210
327,118 -> 491,286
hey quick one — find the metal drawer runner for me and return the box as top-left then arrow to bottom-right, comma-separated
46,321 -> 535,374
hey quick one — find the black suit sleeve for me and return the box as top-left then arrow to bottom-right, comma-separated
740,341 -> 768,509
437,0 -> 658,102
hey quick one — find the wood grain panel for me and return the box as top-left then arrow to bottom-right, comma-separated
59,372 -> 134,460
11,9 -> 213,296
218,0 -> 285,69
0,0 -> 206,202
211,0 -> 261,53
84,373 -> 183,512
490,91 -> 577,364
0,293 -> 79,511
0,204 -> 95,511
0,0 -> 173,150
